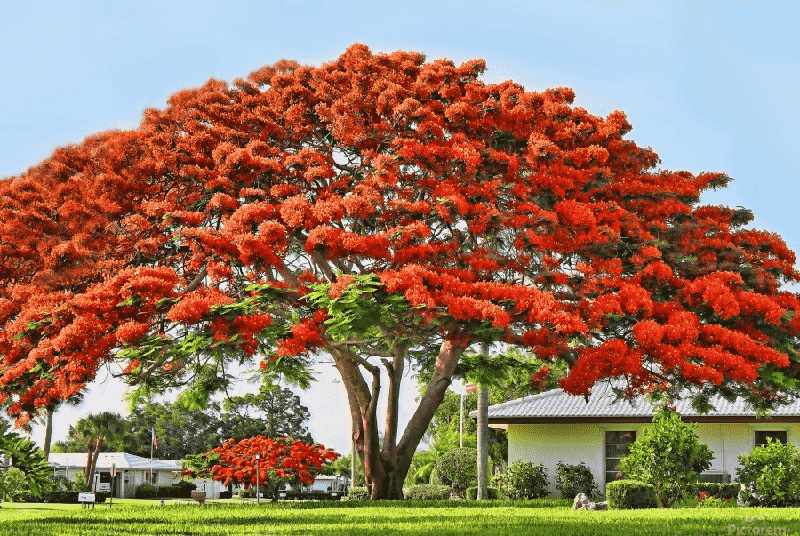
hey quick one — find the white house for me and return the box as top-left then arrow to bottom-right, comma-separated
472,382 -> 800,496
48,452 -> 224,499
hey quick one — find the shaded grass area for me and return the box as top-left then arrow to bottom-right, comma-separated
1,501 -> 799,535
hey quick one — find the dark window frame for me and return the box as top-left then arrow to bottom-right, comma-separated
755,430 -> 788,447
604,430 -> 636,485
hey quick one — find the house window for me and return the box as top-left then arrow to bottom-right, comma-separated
755,431 -> 787,447
605,430 -> 636,484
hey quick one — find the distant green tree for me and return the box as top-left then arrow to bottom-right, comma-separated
59,412 -> 130,454
221,383 -> 312,443
55,385 -> 308,461
125,400 -> 224,459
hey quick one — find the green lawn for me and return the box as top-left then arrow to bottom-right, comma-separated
1,500 -> 798,535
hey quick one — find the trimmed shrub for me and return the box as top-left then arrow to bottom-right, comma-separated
435,448 -> 477,497
504,461 -> 548,500
606,480 -> 659,509
696,483 -> 739,502
238,487 -> 256,498
404,484 -> 452,500
555,461 -> 599,500
219,491 -> 233,499
619,409 -> 713,507
737,439 -> 800,507
156,481 -> 197,499
347,486 -> 369,500
465,486 -> 504,500
42,491 -> 80,503
134,483 -> 159,499
697,495 -> 736,508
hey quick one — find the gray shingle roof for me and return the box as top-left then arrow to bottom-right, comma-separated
469,381 -> 800,421
48,452 -> 182,471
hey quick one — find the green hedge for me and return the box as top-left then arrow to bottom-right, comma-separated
41,491 -> 80,503
606,480 -> 659,509
346,486 -> 369,500
157,481 -> 197,499
404,484 -> 452,500
466,486 -> 505,500
282,490 -> 344,501
265,497 -> 574,509
134,483 -> 159,499
695,483 -> 739,501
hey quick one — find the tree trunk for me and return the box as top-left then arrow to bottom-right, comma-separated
85,437 -> 104,491
43,408 -> 53,460
477,385 -> 489,500
331,340 -> 464,499
84,441 -> 94,488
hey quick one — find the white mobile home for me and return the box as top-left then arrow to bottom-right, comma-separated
48,452 -> 224,499
472,381 -> 800,495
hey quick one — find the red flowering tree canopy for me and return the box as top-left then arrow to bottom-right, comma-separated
1,43 -> 799,431
191,436 -> 339,489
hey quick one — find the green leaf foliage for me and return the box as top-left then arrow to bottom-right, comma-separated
736,438 -> 800,507
555,461 -> 599,501
0,421 -> 54,499
618,408 -> 713,507
434,448 -> 477,497
501,460 -> 549,500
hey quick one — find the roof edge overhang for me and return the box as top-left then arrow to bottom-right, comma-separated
490,416 -> 800,425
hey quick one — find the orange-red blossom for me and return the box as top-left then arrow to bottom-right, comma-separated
204,436 -> 340,488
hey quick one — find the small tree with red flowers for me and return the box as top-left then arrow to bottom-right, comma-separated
184,436 -> 339,501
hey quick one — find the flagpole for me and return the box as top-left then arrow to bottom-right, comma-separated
150,427 -> 154,486
460,381 -> 464,448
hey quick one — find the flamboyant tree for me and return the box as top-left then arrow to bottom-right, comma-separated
2,44 -> 800,499
184,436 -> 339,500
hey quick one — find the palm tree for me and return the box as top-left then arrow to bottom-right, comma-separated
73,412 -> 128,491
34,392 -> 85,460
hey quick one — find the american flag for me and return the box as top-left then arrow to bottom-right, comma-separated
152,428 -> 159,449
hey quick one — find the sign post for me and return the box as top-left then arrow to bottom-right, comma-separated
109,463 -> 117,507
78,492 -> 96,509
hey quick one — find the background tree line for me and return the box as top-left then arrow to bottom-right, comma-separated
51,382 -> 312,460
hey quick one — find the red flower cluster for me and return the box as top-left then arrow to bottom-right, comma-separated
205,436 -> 339,488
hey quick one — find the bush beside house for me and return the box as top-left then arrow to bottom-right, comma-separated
435,448 -> 477,498
737,439 -> 800,507
618,409 -> 713,507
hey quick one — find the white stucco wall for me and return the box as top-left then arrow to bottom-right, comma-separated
697,423 -> 800,481
507,421 -> 800,496
507,423 -> 621,496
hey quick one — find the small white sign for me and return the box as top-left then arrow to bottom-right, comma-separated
78,492 -> 96,503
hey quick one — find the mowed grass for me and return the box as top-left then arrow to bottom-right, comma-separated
1,500 -> 799,536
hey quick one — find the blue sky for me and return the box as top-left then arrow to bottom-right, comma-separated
2,0 -> 798,457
